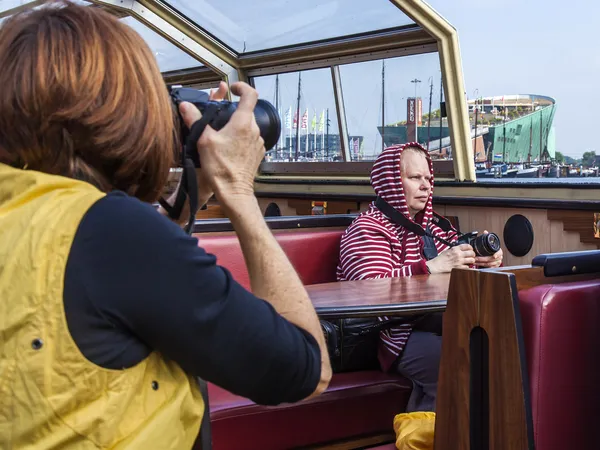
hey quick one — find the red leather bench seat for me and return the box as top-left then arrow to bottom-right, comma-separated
208,371 -> 411,450
519,280 -> 600,450
197,228 -> 412,449
197,229 -> 345,290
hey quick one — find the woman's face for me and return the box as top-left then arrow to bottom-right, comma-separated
401,150 -> 432,218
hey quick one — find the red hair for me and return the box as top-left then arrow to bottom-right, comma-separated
0,1 -> 177,202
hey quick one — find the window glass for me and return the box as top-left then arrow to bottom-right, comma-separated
120,16 -> 202,73
252,69 -> 341,162
163,0 -> 415,52
339,52 -> 447,161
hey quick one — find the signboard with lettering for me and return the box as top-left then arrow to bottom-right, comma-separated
408,98 -> 415,124
406,98 -> 423,126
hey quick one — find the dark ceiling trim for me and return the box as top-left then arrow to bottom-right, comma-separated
239,26 -> 435,71
162,66 -> 222,85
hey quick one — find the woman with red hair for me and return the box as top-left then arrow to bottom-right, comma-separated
0,2 -> 330,448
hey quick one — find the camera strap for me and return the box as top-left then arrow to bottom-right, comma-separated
157,158 -> 197,234
422,229 -> 438,261
374,196 -> 455,248
158,104 -> 221,235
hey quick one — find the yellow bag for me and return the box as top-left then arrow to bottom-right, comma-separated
393,412 -> 435,450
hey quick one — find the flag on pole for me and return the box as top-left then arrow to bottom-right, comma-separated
285,107 -> 291,129
301,109 -> 308,129
319,110 -> 325,132
293,111 -> 298,129
311,111 -> 317,131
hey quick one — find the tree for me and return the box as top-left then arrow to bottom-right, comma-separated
563,155 -> 577,165
554,151 -> 564,163
582,151 -> 597,167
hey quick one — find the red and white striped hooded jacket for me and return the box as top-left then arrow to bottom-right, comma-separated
336,142 -> 459,371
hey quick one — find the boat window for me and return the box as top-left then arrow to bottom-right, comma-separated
338,51 -> 444,162
120,16 -> 203,73
160,0 -> 416,53
252,68 -> 341,162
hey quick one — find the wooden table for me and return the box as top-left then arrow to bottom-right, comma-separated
306,273 -> 451,319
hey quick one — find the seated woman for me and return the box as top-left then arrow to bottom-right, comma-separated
336,142 -> 503,412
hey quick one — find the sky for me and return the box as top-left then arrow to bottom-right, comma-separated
428,0 -> 600,158
3,0 -> 593,158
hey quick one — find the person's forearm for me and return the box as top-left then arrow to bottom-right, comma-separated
195,169 -> 213,207
223,195 -> 332,396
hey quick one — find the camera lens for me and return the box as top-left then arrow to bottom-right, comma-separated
254,99 -> 282,151
473,232 -> 501,257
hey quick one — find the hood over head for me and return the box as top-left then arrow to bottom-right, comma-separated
370,142 -> 434,229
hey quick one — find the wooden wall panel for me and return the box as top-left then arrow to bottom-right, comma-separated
442,206 -> 596,266
195,204 -> 226,219
547,210 -> 600,247
251,198 -> 598,267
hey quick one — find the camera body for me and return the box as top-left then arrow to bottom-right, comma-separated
456,231 -> 501,257
159,85 -> 282,234
169,86 -> 281,167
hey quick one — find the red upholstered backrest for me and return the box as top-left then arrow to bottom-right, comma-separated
196,229 -> 344,290
519,280 -> 600,450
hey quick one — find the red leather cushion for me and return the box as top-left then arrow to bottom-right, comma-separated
197,230 -> 344,290
206,371 -> 411,450
519,280 -> 600,450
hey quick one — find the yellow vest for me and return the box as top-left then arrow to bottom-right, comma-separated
0,163 -> 204,449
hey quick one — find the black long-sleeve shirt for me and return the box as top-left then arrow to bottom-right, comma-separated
63,191 -> 321,405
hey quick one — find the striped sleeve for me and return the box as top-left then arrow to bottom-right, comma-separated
444,228 -> 460,242
339,217 -> 428,280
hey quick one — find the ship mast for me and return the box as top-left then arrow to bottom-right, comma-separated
427,77 -> 433,151
295,72 -> 301,161
275,74 -> 280,158
529,115 -> 533,164
381,60 -> 385,153
539,106 -> 543,161
473,92 -> 479,163
439,74 -> 443,155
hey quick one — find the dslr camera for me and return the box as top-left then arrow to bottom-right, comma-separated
456,231 -> 501,257
159,85 -> 281,234
169,86 -> 281,166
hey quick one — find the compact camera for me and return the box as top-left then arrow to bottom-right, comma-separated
455,231 -> 501,257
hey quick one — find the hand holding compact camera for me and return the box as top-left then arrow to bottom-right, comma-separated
455,230 -> 501,257
460,230 -> 503,268
426,230 -> 503,273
